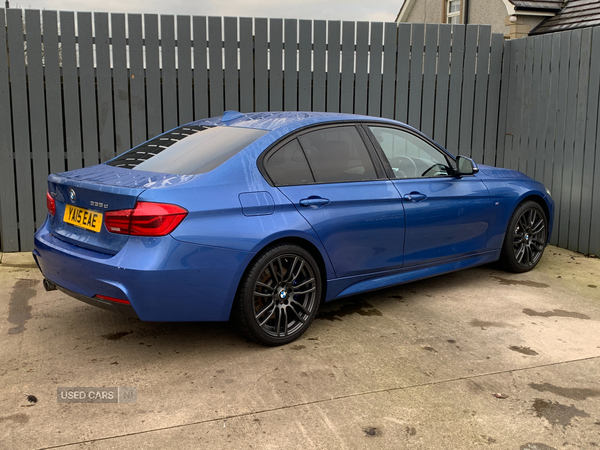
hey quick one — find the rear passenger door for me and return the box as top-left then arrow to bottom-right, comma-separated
262,125 -> 405,279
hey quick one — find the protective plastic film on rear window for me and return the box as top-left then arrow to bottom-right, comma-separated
107,125 -> 268,175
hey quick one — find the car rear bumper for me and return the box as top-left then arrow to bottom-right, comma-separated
33,220 -> 252,322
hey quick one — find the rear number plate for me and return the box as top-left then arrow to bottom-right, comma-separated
64,205 -> 103,232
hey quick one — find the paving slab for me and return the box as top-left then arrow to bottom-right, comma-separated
0,246 -> 598,449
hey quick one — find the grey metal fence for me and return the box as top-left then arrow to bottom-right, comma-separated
1,8 -> 598,258
498,27 -> 600,256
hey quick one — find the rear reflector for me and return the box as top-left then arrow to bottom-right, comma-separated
47,191 -> 56,216
105,202 -> 188,236
94,294 -> 131,305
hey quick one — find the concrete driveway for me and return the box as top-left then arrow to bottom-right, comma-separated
1,246 -> 599,449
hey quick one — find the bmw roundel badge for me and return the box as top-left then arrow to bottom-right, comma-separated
69,189 -> 76,203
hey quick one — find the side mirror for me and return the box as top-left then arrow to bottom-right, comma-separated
456,156 -> 479,176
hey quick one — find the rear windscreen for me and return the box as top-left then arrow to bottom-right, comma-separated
107,125 -> 268,175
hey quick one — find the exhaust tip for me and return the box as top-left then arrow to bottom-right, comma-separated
43,278 -> 57,291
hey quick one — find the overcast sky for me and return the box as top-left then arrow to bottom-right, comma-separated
10,0 -> 403,23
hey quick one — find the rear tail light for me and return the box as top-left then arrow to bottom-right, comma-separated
94,294 -> 131,305
46,191 -> 56,216
105,202 -> 188,236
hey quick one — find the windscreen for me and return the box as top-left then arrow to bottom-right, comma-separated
107,125 -> 268,175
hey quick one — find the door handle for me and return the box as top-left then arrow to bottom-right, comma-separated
299,197 -> 330,208
403,192 -> 427,202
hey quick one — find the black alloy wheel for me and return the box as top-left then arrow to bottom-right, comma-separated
233,244 -> 321,346
499,200 -> 548,273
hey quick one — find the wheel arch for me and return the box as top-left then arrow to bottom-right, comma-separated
516,194 -> 552,241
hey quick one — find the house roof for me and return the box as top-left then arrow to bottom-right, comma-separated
530,0 -> 600,35
509,1 -> 564,12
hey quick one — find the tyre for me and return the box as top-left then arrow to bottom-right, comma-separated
233,244 -> 322,346
498,200 -> 548,273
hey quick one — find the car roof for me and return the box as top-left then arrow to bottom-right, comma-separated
188,111 -> 404,133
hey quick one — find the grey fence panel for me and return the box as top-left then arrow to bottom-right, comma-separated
340,22 -> 355,114
96,12 -> 116,163
504,38 -> 521,170
458,25 -> 478,157
395,24 -> 411,123
471,26 -> 491,163
298,20 -> 312,111
408,23 -> 424,129
79,12 -> 100,167
526,37 -> 542,179
433,24 -> 451,147
193,16 -> 209,120
269,19 -> 283,111
254,18 -> 269,112
41,11 -> 65,173
24,10 -> 49,229
0,9 -> 18,251
367,22 -> 383,117
581,28 -> 600,254
161,15 -> 178,131
483,33 -> 503,166
60,12 -> 83,171
145,15 -> 162,138
313,20 -> 327,112
381,23 -> 398,120
542,34 -> 561,196
178,16 -> 194,124
284,19 -> 298,111
421,24 -> 438,139
128,14 -> 146,145
224,17 -> 239,111
111,14 -> 131,154
326,21 -> 341,113
533,35 -> 551,182
517,38 -> 533,175
354,22 -> 369,115
239,18 -> 254,113
446,25 -> 465,155
208,17 -> 224,116
495,39 -> 511,167
7,9 -> 35,250
569,28 -> 591,251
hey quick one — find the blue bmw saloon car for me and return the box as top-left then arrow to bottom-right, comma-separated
34,111 -> 554,345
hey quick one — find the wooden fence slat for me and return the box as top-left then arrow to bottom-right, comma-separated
0,9 -> 19,251
144,14 -> 162,137
161,15 -> 178,129
340,21 -> 355,114
60,11 -> 83,171
504,39 -> 522,170
516,37 -> 533,174
395,23 -> 411,123
41,11 -> 64,174
269,19 -> 283,111
208,16 -> 224,116
95,12 -> 116,162
446,24 -> 465,155
298,20 -> 312,111
526,36 -> 542,180
313,20 -> 327,112
542,34 -> 561,196
483,33 -> 504,166
224,17 -> 239,111
581,27 -> 600,255
534,35 -> 552,182
367,22 -> 383,117
495,39 -> 511,167
7,9 -> 34,249
111,13 -> 131,154
471,26 -> 491,164
458,25 -> 478,158
24,10 -> 49,229
128,14 -> 146,145
193,16 -> 209,120
381,22 -> 398,120
239,17 -> 254,113
254,18 -> 269,112
326,21 -> 341,113
421,24 -> 438,139
570,28 -> 591,252
284,19 -> 298,111
408,23 -> 424,129
433,24 -> 451,146
178,15 -> 194,124
354,22 -> 369,115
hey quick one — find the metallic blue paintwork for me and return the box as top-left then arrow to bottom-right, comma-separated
33,112 -> 555,322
